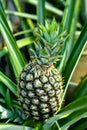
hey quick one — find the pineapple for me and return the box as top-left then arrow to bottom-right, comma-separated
18,19 -> 66,120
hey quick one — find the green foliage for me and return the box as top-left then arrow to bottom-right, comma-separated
0,1 -> 26,77
0,0 -> 87,130
42,95 -> 87,130
37,0 -> 45,24
0,72 -> 17,96
63,23 -> 87,85
0,124 -> 33,130
30,19 -> 67,65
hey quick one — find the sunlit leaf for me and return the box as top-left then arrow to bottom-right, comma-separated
60,109 -> 87,130
43,95 -> 87,130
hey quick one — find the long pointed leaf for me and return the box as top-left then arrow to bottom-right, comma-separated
5,89 -> 12,108
63,22 -> 87,98
71,76 -> 87,101
60,109 -> 87,130
70,119 -> 87,130
0,37 -> 34,58
37,0 -> 45,24
60,0 -> 81,72
62,0 -> 75,32
42,95 -> 87,130
0,1 -> 25,77
6,10 -> 37,20
0,71 -> 17,96
25,0 -> 63,16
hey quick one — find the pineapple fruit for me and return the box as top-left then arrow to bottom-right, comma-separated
18,19 -> 66,120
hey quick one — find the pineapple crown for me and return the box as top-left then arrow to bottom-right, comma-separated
30,18 -> 67,66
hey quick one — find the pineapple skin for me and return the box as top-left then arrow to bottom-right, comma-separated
18,60 -> 63,120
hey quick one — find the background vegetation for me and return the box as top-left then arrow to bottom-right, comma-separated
0,0 -> 87,130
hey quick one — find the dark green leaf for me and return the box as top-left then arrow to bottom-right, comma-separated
60,0 -> 82,72
70,118 -> 87,130
37,0 -> 45,24
5,89 -> 12,108
60,109 -> 87,130
0,2 -> 25,77
63,22 -> 87,98
71,75 -> 87,101
0,37 -> 34,58
0,72 -> 17,96
0,82 -> 6,97
62,0 -> 76,32
43,95 -> 87,130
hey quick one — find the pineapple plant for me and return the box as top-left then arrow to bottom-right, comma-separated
1,0 -> 87,129
18,19 -> 66,120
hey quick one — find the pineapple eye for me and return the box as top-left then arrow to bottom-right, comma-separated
21,72 -> 26,79
54,82 -> 60,89
40,95 -> 48,102
34,79 -> 42,88
21,90 -> 27,97
57,89 -> 63,99
20,81 -> 25,88
56,75 -> 62,82
44,83 -> 52,91
59,82 -> 63,87
56,89 -> 61,96
43,114 -> 49,119
30,105 -> 38,110
48,90 -> 55,97
34,116 -> 40,120
32,98 -> 39,105
25,111 -> 30,116
50,101 -> 57,108
26,83 -> 33,90
26,74 -> 33,81
40,103 -> 48,108
25,98 -> 30,104
52,68 -> 58,75
23,103 -> 28,110
32,111 -> 39,116
49,97 -> 56,102
28,91 -> 35,98
36,89 -> 44,96
52,106 -> 58,112
40,75 -> 48,83
41,108 -> 50,113
49,77 -> 55,85
34,70 -> 41,78
19,95 -> 24,102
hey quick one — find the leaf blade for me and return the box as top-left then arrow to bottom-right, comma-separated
42,95 -> 87,130
0,71 -> 17,96
0,2 -> 25,77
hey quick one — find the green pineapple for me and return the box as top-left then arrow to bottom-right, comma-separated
18,19 -> 66,120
